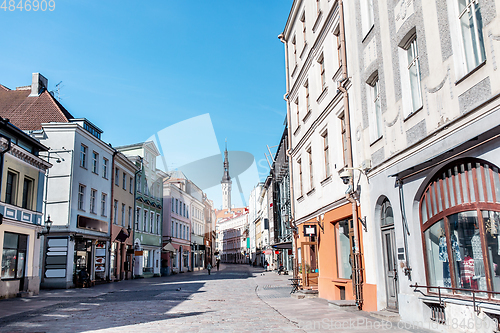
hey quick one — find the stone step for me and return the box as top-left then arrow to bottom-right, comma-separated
291,289 -> 319,299
328,299 -> 358,310
370,310 -> 401,322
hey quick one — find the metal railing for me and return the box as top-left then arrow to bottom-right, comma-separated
410,283 -> 500,313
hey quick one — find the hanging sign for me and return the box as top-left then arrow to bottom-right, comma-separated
304,225 -> 317,237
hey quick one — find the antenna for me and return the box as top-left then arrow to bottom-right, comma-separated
51,81 -> 63,101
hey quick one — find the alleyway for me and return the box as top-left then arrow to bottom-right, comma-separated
0,265 -> 433,333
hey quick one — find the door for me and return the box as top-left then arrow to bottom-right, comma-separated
382,228 -> 398,311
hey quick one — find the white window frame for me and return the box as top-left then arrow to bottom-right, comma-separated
78,184 -> 85,211
80,145 -> 87,169
101,193 -> 107,216
92,151 -> 98,174
367,77 -> 383,143
102,158 -> 108,179
360,0 -> 374,38
90,189 -> 97,214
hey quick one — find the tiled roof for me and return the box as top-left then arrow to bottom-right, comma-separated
216,207 -> 248,220
0,87 -> 74,131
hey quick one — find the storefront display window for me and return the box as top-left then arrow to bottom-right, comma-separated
421,159 -> 500,298
1,232 -> 27,279
336,220 -> 352,279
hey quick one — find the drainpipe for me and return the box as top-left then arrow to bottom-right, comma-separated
108,150 -> 118,281
397,180 -> 412,280
132,156 -> 143,278
338,0 -> 364,310
278,32 -> 299,281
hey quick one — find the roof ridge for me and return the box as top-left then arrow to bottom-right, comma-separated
0,84 -> 10,91
44,90 -> 74,121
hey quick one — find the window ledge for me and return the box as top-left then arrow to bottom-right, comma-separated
306,188 -> 316,196
331,278 -> 350,284
297,195 -> 305,203
455,60 -> 487,85
317,87 -> 328,104
293,125 -> 301,136
312,11 -> 323,33
300,43 -> 308,59
361,25 -> 374,44
302,110 -> 312,123
369,135 -> 383,147
292,64 -> 298,77
403,106 -> 423,122
321,176 -> 332,186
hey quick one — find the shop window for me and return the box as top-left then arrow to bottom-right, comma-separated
336,219 -> 352,279
1,232 -> 27,279
421,159 -> 500,297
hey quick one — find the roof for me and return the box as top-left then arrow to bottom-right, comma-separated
215,207 -> 248,220
168,170 -> 188,180
0,86 -> 73,131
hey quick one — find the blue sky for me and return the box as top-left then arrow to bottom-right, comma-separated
1,0 -> 292,208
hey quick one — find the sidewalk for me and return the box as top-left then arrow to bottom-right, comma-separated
254,271 -> 435,333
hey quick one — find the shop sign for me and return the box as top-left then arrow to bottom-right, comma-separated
304,225 -> 317,237
135,251 -> 143,256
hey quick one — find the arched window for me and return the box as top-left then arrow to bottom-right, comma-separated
420,158 -> 500,298
381,199 -> 394,227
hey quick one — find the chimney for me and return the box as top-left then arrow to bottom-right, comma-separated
29,73 -> 48,97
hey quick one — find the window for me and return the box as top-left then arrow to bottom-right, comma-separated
5,171 -> 17,205
1,232 -> 27,279
137,175 -> 142,193
187,205 -> 189,219
367,77 -> 383,142
80,145 -> 87,168
301,12 -> 307,50
340,114 -> 348,167
183,203 -> 186,217
121,204 -> 125,226
115,168 -> 119,186
307,148 -> 313,189
360,0 -> 374,37
113,200 -> 118,224
292,36 -> 297,66
457,0 -> 486,72
144,210 -> 148,232
101,193 -> 107,216
407,39 -> 423,113
92,151 -> 98,174
187,226 -> 190,239
176,199 -> 179,214
157,214 -> 160,235
90,189 -> 97,214
102,158 -> 108,179
21,177 -> 33,210
78,184 -> 85,211
176,222 -> 179,238
128,206 -> 132,229
129,178 -> 133,193
136,208 -> 141,230
171,221 -> 174,237
123,173 -> 126,190
295,98 -> 300,128
305,81 -> 310,112
318,54 -> 326,90
421,159 -> 500,296
150,212 -> 154,233
336,220 -> 352,279
322,132 -> 330,178
298,159 -> 303,196
172,198 -> 175,212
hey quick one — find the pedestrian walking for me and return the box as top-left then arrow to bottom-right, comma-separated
216,259 -> 220,271
207,263 -> 212,275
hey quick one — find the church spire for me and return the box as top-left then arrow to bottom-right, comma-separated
221,139 -> 232,210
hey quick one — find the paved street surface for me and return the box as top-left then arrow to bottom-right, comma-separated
0,265 -> 433,333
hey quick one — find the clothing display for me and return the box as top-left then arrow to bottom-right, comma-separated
438,234 -> 462,262
461,256 -> 475,289
471,230 -> 487,291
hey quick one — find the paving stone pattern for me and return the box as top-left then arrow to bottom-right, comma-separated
0,265 -> 436,333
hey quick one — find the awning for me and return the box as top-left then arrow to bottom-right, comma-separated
272,241 -> 292,250
163,243 -> 176,252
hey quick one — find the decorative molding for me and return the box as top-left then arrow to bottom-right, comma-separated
312,11 -> 323,33
7,145 -> 51,172
426,67 -> 449,94
386,111 -> 399,127
489,31 -> 498,71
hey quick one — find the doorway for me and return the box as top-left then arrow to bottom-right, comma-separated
380,199 -> 398,311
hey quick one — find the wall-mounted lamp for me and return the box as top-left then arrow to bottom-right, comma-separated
37,216 -> 53,238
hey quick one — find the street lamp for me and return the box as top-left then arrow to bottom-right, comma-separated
38,216 -> 53,238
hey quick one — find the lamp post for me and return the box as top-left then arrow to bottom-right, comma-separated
37,216 -> 53,238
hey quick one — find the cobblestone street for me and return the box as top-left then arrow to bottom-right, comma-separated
0,265 -> 432,333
